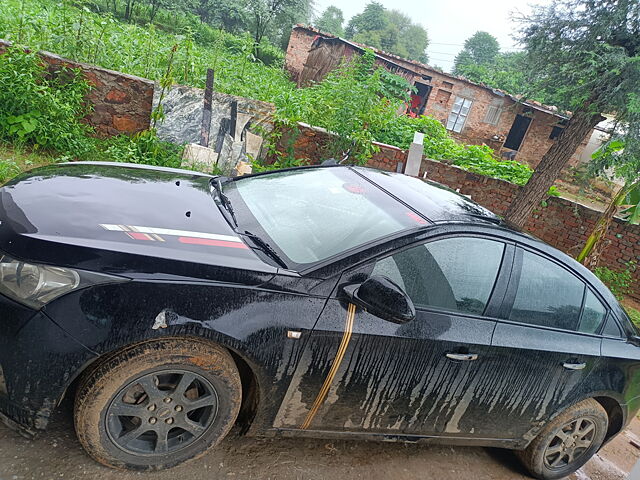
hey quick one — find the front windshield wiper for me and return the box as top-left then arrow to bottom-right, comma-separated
211,177 -> 238,228
242,231 -> 288,269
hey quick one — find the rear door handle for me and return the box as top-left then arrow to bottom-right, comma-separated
563,362 -> 587,370
446,353 -> 478,361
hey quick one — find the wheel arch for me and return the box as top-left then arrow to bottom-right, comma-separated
593,395 -> 625,443
59,334 -> 266,434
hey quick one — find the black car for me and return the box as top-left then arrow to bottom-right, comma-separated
0,162 -> 638,480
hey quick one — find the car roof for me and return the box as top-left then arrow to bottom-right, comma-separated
352,166 -> 503,225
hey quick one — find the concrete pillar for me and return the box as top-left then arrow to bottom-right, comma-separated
405,132 -> 424,177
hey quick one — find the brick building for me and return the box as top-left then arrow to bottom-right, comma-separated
285,25 -> 599,169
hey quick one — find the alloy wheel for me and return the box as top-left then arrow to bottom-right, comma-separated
543,417 -> 597,470
105,369 -> 219,455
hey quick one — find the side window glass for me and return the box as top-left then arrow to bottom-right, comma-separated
373,237 -> 505,315
371,256 -> 406,292
602,314 -> 623,337
509,251 -> 585,330
579,289 -> 607,334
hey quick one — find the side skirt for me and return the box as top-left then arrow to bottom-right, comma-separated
265,427 -> 526,450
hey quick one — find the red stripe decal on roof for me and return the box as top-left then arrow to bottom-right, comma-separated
178,237 -> 249,249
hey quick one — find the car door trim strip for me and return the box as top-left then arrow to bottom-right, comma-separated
300,302 -> 356,430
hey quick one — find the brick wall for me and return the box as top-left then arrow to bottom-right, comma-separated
0,40 -> 153,136
288,123 -> 640,301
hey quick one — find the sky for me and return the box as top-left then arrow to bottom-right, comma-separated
311,0 -> 550,72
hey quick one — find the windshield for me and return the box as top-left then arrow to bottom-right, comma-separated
225,168 -> 423,265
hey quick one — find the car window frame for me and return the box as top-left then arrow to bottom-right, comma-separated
344,233 -> 515,320
498,244 -> 611,337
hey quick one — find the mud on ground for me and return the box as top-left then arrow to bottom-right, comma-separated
1,413 -> 638,480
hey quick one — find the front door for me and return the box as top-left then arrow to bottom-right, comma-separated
274,235 -> 513,438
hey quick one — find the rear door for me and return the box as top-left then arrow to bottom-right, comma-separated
274,234 -> 514,437
482,246 -> 606,439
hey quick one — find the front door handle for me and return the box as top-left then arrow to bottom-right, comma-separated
563,361 -> 587,370
446,353 -> 478,361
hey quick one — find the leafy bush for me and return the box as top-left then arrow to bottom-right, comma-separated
594,261 -> 636,300
0,47 -> 95,156
371,114 -> 532,185
100,130 -> 183,167
272,51 -> 412,163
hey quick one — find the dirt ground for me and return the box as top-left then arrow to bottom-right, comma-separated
1,410 -> 638,480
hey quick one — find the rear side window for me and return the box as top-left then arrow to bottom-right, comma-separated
372,237 -> 505,315
509,250 -> 585,330
579,289 -> 607,334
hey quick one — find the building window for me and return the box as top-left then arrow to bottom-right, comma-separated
446,97 -> 473,133
435,89 -> 452,105
549,126 -> 564,140
484,105 -> 502,125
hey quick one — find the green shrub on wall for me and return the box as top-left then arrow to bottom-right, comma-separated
0,47 -> 95,156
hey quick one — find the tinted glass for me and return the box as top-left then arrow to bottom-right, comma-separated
372,237 -> 504,315
602,314 -> 623,337
579,289 -> 607,333
509,251 -> 585,330
228,168 -> 418,264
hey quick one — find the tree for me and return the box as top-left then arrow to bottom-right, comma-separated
502,0 -> 639,228
245,0 -> 311,48
314,6 -> 344,36
345,3 -> 429,63
453,31 -> 500,74
345,2 -> 388,38
453,51 -> 528,94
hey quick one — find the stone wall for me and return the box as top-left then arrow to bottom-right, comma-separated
287,122 -> 640,302
0,40 -> 153,137
153,84 -> 274,146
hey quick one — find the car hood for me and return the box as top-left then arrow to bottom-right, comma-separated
0,162 -> 276,278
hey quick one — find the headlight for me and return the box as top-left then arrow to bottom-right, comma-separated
0,254 -> 123,309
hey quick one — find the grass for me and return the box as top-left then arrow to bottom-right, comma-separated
1,0 -> 296,103
0,142 -> 57,183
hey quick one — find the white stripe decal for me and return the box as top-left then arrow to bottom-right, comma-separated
100,224 -> 242,243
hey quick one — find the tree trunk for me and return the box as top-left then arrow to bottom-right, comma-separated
503,105 -> 605,228
577,184 -> 626,269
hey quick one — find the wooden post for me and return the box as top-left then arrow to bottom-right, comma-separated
229,100 -> 238,141
199,68 -> 214,147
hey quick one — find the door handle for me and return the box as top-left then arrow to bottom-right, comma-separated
563,362 -> 587,370
446,353 -> 478,361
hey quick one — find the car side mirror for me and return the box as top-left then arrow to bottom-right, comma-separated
342,275 -> 416,324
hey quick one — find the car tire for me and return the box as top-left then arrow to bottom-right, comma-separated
517,398 -> 608,480
74,337 -> 242,471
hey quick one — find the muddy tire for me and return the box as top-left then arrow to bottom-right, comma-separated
517,398 -> 608,480
74,337 -> 242,471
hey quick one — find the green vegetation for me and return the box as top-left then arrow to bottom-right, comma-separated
270,52 -> 532,184
624,305 -> 640,330
0,143 -> 58,183
1,0 -> 295,102
0,47 -> 183,171
594,261 -> 637,301
1,0 -> 534,188
343,2 -> 429,63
